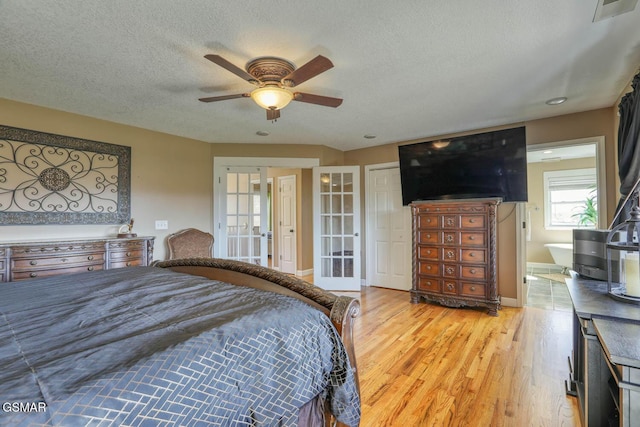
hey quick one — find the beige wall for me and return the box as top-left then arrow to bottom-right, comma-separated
0,97 -> 622,300
344,108 -> 616,300
0,98 -> 343,262
526,157 -> 597,264
0,99 -> 213,260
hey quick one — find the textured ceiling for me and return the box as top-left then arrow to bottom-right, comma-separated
1,1 -> 640,151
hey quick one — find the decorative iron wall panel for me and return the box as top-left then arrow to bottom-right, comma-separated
0,125 -> 131,225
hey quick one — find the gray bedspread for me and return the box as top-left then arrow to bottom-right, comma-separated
0,267 -> 360,426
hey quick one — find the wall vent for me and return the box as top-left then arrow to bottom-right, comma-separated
593,0 -> 638,21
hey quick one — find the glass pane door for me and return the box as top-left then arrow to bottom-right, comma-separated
313,166 -> 360,291
221,167 -> 267,265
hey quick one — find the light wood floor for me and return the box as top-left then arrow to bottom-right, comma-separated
350,286 -> 580,426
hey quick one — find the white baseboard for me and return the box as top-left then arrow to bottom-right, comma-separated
297,268 -> 313,277
501,297 -> 519,308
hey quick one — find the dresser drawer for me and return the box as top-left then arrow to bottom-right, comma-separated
12,264 -> 104,281
418,261 -> 439,277
442,232 -> 457,245
461,282 -> 485,298
108,240 -> 146,251
110,259 -> 144,268
443,280 -> 458,295
460,232 -> 485,247
418,246 -> 439,260
109,249 -> 143,260
12,253 -> 105,270
417,214 -> 439,229
442,248 -> 457,262
443,264 -> 457,278
442,215 -> 458,228
418,231 -> 439,244
15,242 -> 105,256
417,277 -> 440,292
460,249 -> 486,263
460,215 -> 485,229
461,265 -> 486,280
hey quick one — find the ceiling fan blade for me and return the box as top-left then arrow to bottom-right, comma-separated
266,108 -> 281,121
293,92 -> 343,108
281,55 -> 334,87
198,93 -> 250,102
204,54 -> 259,85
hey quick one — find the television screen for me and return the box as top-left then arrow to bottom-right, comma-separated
398,127 -> 528,205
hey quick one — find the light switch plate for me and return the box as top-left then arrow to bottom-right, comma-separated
155,220 -> 168,230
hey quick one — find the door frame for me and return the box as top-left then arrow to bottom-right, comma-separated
213,157 -> 319,259
517,136 -> 606,307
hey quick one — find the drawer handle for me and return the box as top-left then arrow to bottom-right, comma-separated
470,286 -> 476,291
469,219 -> 475,223
446,235 -> 453,243
447,283 -> 454,291
30,272 -> 38,278
446,267 -> 454,274
426,234 -> 431,239
446,250 -> 454,259
30,260 -> 38,266
87,266 -> 94,271
126,262 -> 132,267
470,269 -> 477,274
469,252 -> 475,257
446,218 -> 454,226
88,255 -> 94,260
126,252 -> 132,257
427,265 -> 432,270
469,236 -> 475,240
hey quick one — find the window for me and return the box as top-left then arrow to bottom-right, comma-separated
544,168 -> 597,229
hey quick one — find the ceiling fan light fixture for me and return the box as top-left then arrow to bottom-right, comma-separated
250,86 -> 293,110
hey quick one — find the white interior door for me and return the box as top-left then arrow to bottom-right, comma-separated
219,167 -> 268,266
313,166 -> 361,291
367,167 -> 412,290
278,175 -> 296,274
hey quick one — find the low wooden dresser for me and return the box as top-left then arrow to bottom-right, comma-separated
410,198 -> 501,316
0,236 -> 154,282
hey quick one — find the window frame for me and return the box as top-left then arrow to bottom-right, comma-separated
543,168 -> 597,230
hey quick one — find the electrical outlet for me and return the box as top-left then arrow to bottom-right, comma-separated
155,220 -> 168,230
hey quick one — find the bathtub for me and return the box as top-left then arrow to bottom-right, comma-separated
544,243 -> 573,270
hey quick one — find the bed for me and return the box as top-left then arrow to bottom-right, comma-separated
0,258 -> 361,426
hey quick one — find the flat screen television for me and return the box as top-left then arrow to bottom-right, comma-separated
398,126 -> 528,205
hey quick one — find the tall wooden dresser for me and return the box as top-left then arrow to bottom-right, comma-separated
0,236 -> 154,282
410,198 -> 501,316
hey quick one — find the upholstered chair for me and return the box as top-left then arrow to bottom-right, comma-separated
166,228 -> 214,260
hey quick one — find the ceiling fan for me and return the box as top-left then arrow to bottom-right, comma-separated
198,54 -> 343,121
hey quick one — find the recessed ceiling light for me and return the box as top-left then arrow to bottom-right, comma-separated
256,131 -> 270,136
545,97 -> 567,105
364,134 -> 376,139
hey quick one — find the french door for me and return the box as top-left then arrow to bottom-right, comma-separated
218,167 -> 268,266
313,166 -> 361,291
